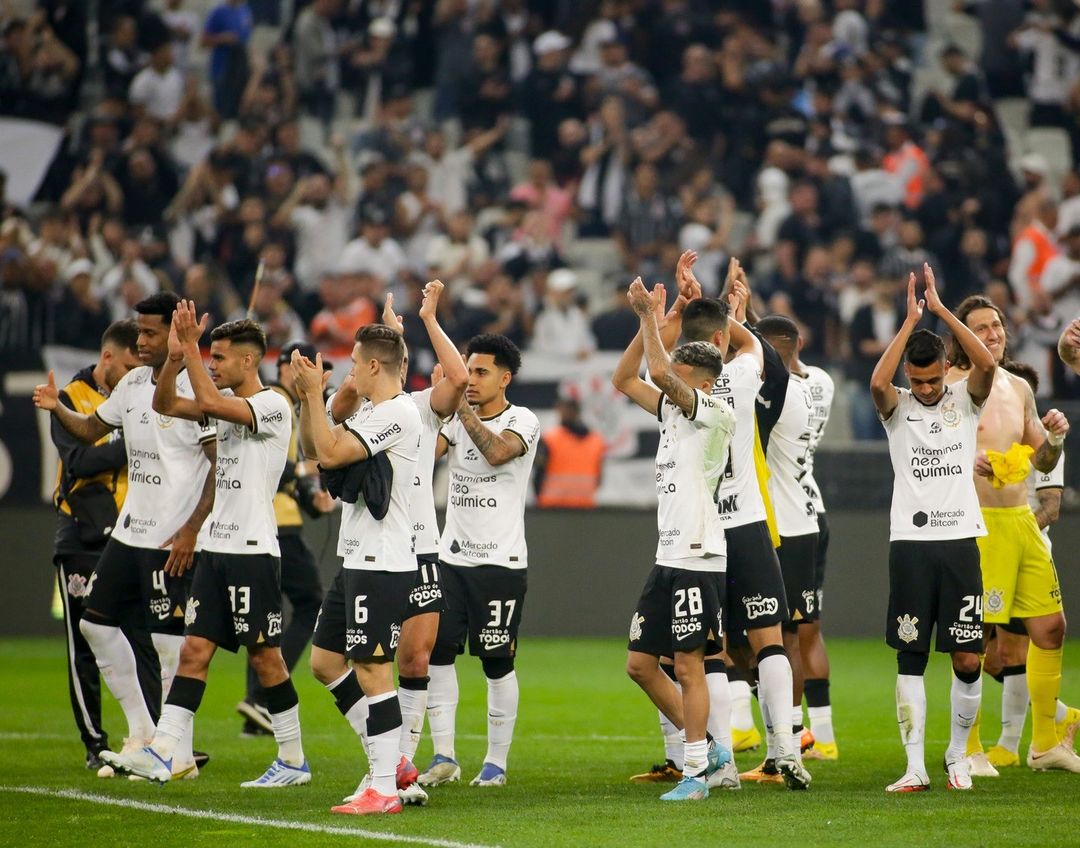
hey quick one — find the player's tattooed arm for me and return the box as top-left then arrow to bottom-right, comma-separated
633,277 -> 698,417
162,440 -> 216,576
1058,318 -> 1080,374
612,280 -> 663,414
1033,486 -> 1062,530
456,401 -> 525,466
870,272 -> 922,420
33,371 -> 113,443
1023,385 -> 1068,473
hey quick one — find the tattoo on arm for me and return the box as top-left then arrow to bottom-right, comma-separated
1034,489 -> 1062,529
653,371 -> 697,417
457,404 -> 519,464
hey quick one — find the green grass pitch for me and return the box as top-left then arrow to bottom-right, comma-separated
2,637 -> 1079,847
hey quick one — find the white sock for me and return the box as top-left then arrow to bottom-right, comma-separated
151,632 -> 184,703
398,684 -> 428,762
997,672 -> 1028,754
326,670 -> 369,754
427,664 -> 458,760
759,695 -> 777,759
153,704 -> 192,761
807,705 -> 835,745
485,671 -> 518,771
683,737 -> 708,780
80,619 -> 156,740
1056,700 -> 1068,722
792,705 -> 804,731
730,679 -> 755,731
705,670 -> 732,753
896,674 -> 926,775
660,708 -> 684,770
174,722 -> 194,766
270,703 -> 305,766
367,691 -> 401,796
758,654 -> 795,758
948,673 -> 981,763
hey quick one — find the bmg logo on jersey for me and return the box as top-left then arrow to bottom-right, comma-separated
742,594 -> 779,620
369,422 -> 402,446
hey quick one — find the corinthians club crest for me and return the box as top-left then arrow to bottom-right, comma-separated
897,614 -> 919,644
629,612 -> 644,642
940,399 -> 961,428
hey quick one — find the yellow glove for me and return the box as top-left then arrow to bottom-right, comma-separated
984,442 -> 1035,489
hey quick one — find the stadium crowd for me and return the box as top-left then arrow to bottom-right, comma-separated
5,0 -> 1080,440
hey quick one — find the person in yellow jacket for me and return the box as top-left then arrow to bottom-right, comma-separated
50,320 -> 149,771
236,341 -> 336,735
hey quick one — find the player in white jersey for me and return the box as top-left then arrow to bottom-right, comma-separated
419,333 -> 540,789
103,307 -> 309,787
327,282 -> 468,805
615,276 -> 740,800
34,292 -> 215,779
871,270 -> 996,793
755,316 -> 821,771
794,356 -> 839,760
296,324 -> 422,816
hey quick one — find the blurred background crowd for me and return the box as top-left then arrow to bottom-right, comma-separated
4,0 -> 1080,442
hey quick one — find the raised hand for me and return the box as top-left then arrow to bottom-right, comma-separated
167,320 -> 183,361
676,250 -> 702,301
628,276 -> 656,317
923,263 -> 943,315
33,370 -> 59,411
290,350 -> 323,398
1043,408 -> 1069,442
728,276 -> 749,323
382,293 -> 404,333
419,279 -> 444,321
905,272 -> 924,326
173,299 -> 208,347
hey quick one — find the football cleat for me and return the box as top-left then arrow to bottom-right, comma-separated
1028,742 -> 1080,773
945,757 -> 973,790
965,751 -> 999,778
193,750 -> 210,770
97,736 -> 150,779
470,762 -> 506,787
331,788 -> 402,816
236,700 -> 274,734
1057,706 -> 1080,749
776,754 -> 812,790
128,759 -> 199,782
659,776 -> 708,801
629,760 -> 683,783
240,758 -> 312,788
800,728 -> 816,753
739,759 -> 784,784
399,783 -> 429,805
397,756 -> 419,790
100,745 -> 172,784
86,750 -> 106,772
706,740 -> 732,776
885,770 -> 930,793
706,760 -> 741,790
731,726 -> 762,753
804,741 -> 839,761
985,745 -> 1020,768
418,754 -> 461,786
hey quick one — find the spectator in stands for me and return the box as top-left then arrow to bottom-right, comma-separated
103,16 -> 141,101
847,278 -> 900,440
521,31 -> 580,160
339,207 -> 408,302
510,159 -> 574,247
459,32 -> 512,132
1009,197 -> 1060,312
587,30 -> 658,128
309,268 -> 377,354
613,162 -> 680,279
534,397 -> 606,509
1041,224 -> 1080,331
292,0 -> 342,133
128,42 -> 184,125
591,280 -> 639,352
426,211 -> 490,295
201,0 -> 253,119
879,217 -> 940,289
52,260 -> 112,349
530,268 -> 596,360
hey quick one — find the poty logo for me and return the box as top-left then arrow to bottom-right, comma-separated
802,589 -> 816,615
266,612 -> 282,637
742,595 -> 779,620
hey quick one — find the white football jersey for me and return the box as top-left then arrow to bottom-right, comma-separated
338,393 -> 422,572
95,366 -> 214,549
410,387 -> 449,556
203,388 -> 290,556
654,389 -> 736,569
882,379 -> 986,542
1028,454 -> 1064,551
710,353 -> 768,527
439,403 -> 540,569
800,365 -> 834,514
767,377 -> 819,537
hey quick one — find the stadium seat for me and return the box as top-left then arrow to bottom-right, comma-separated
1023,128 -> 1073,191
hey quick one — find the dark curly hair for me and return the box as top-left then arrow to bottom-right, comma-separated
467,333 -> 523,375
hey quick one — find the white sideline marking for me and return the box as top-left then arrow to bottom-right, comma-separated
2,786 -> 500,848
1,731 -> 650,743
0,732 -> 67,740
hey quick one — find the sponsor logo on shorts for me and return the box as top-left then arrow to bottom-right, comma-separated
479,627 -> 511,651
985,588 -> 1005,616
673,618 -> 702,641
629,612 -> 644,642
345,628 -> 368,649
410,583 -> 442,608
948,621 -> 981,643
184,598 -> 199,627
66,572 -> 89,598
390,622 -> 400,650
84,571 -> 97,598
742,594 -> 779,620
150,595 -> 173,620
266,611 -> 282,637
897,614 -> 919,644
802,589 -> 816,615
